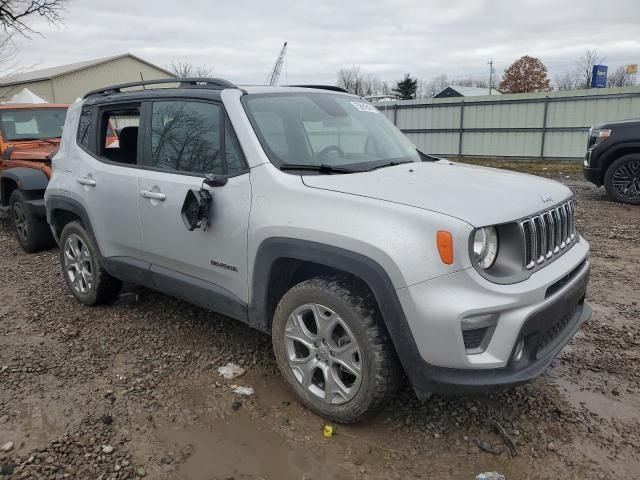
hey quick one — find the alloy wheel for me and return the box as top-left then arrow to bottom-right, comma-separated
63,234 -> 94,294
612,159 -> 640,201
284,303 -> 362,405
13,202 -> 28,242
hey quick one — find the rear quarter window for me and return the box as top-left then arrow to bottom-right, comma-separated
77,107 -> 94,149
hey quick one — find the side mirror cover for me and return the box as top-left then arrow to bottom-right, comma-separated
203,174 -> 228,187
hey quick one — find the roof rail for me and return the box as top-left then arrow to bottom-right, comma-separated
287,85 -> 349,93
83,77 -> 237,99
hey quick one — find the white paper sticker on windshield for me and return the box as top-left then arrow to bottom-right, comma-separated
350,102 -> 379,113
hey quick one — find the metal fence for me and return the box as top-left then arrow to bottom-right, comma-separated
377,86 -> 640,160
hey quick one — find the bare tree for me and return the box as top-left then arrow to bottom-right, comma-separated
0,0 -> 68,36
337,65 -> 366,96
451,76 -> 489,89
555,70 -> 581,91
576,48 -> 604,89
419,74 -> 448,99
607,66 -> 633,87
166,60 -> 214,78
336,65 -> 389,98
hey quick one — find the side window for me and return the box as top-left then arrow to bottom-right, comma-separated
98,106 -> 141,165
77,107 -> 94,149
151,101 -> 223,174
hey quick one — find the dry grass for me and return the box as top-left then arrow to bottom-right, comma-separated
453,157 -> 582,176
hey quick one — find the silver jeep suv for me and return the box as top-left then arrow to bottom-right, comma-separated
45,78 -> 591,422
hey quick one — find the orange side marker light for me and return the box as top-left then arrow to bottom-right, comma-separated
437,230 -> 454,265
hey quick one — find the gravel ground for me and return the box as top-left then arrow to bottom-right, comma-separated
0,165 -> 639,480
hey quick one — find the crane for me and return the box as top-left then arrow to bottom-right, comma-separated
268,42 -> 287,86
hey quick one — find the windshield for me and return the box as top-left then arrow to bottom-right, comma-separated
0,108 -> 67,142
243,93 -> 421,170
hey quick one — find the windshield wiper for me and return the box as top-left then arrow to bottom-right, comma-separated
9,137 -> 59,145
279,163 -> 358,174
369,160 -> 414,170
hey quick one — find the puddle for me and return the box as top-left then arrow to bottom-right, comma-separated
155,414 -> 351,480
554,377 -> 640,423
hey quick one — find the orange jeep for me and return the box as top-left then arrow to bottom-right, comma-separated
0,103 -> 68,252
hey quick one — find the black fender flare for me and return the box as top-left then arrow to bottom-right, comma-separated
249,237 -> 427,389
45,195 -> 99,250
599,141 -> 640,179
1,167 -> 49,205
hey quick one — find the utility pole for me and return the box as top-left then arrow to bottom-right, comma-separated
488,59 -> 494,95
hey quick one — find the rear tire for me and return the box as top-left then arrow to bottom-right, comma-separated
604,154 -> 640,205
10,190 -> 54,253
59,221 -> 122,305
272,276 -> 401,423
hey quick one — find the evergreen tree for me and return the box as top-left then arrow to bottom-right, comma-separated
393,73 -> 418,100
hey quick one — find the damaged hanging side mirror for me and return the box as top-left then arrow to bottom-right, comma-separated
181,188 -> 212,231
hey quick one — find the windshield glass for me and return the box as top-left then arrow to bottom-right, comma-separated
0,108 -> 67,142
243,93 -> 421,170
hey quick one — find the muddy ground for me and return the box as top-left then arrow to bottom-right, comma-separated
0,161 -> 639,480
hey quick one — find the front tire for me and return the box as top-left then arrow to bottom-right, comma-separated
272,276 -> 401,423
59,221 -> 122,305
10,190 -> 54,253
604,154 -> 640,205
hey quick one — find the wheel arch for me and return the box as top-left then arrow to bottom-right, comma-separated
249,237 -> 425,384
599,142 -> 640,184
46,195 -> 97,248
0,168 -> 49,206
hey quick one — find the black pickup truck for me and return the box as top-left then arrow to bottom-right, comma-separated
584,119 -> 640,205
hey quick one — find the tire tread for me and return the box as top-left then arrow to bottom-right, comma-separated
273,275 -> 402,423
59,221 -> 122,305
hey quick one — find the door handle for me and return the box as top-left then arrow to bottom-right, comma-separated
76,177 -> 96,187
140,189 -> 166,201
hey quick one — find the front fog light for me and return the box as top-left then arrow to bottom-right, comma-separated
461,313 -> 498,354
472,227 -> 499,270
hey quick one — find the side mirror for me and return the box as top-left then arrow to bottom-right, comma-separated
204,174 -> 228,187
181,188 -> 212,231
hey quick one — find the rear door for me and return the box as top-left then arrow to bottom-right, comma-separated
137,98 -> 251,307
71,104 -> 144,259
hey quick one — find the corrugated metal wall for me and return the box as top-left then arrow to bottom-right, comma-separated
378,86 -> 640,159
0,80 -> 55,103
50,56 -> 173,103
0,56 -> 173,104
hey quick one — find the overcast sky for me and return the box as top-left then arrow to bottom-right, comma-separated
14,0 -> 640,86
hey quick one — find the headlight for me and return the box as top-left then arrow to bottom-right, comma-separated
472,227 -> 499,270
590,128 -> 611,147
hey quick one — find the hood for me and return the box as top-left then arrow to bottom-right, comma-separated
3,142 -> 59,161
301,160 -> 572,227
595,118 -> 640,129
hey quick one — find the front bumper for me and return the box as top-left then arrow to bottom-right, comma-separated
583,148 -> 602,186
583,165 -> 602,187
393,237 -> 590,396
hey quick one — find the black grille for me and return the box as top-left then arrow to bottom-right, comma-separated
536,305 -> 577,358
462,327 -> 488,350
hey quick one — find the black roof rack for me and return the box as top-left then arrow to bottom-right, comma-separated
287,85 -> 349,93
84,77 -> 237,99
